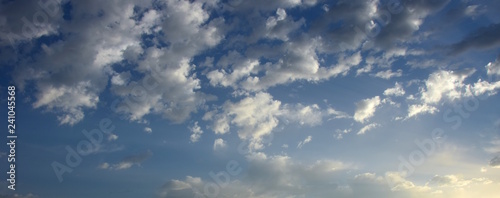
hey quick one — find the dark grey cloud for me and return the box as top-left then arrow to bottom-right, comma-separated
0,0 -> 63,47
490,156 -> 500,167
373,0 -> 450,49
309,0 -> 379,52
449,23 -> 500,55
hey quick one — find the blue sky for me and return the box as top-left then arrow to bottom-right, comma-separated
1,0 -> 500,197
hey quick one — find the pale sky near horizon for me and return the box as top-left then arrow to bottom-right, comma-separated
1,0 -> 500,197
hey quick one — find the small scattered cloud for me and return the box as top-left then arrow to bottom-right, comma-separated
189,122 -> 203,143
98,162 -> 110,170
144,127 -> 152,134
297,135 -> 312,148
357,123 -> 380,135
99,150 -> 152,170
384,82 -> 406,97
334,128 -> 352,140
486,55 -> 500,76
213,138 -> 227,150
373,69 -> 403,79
107,134 -> 119,141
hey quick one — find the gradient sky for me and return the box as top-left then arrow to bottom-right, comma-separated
1,0 -> 500,197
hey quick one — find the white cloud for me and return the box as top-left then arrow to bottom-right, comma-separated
357,123 -> 380,135
297,135 -> 312,148
113,162 -> 134,170
484,140 -> 500,153
407,69 -> 500,118
158,153 -> 499,198
327,107 -> 351,119
464,5 -> 481,17
264,8 -> 305,41
158,154 -> 354,198
238,48 -> 362,91
213,138 -> 227,150
100,150 -> 152,171
32,81 -> 99,125
373,69 -> 403,79
9,0 -> 156,125
206,92 -> 346,150
207,56 -> 260,88
420,70 -> 471,104
334,128 -> 352,140
111,72 -> 131,86
189,122 -> 203,143
486,57 -> 500,76
354,96 -> 381,123
407,104 -> 439,118
384,82 -> 406,97
107,134 -> 119,141
282,104 -> 324,126
356,64 -> 373,76
111,53 -> 213,124
427,175 -> 492,188
217,92 -> 280,150
466,80 -> 500,97
144,127 -> 153,134
9,0 -> 227,126
98,162 -> 110,170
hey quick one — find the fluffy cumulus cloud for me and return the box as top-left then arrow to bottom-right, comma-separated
2,1 -> 500,197
207,92 -> 281,150
208,39 -> 363,91
204,92 -> 347,150
406,69 -> 500,118
110,0 -> 225,123
189,122 -> 203,143
7,0 -> 497,128
420,70 -> 471,104
144,127 -> 153,134
213,138 -> 227,150
384,82 -> 406,97
3,0 -> 224,125
5,0 -> 157,125
354,96 -> 381,123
